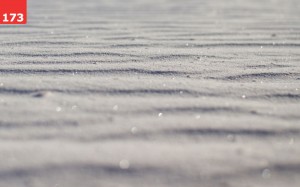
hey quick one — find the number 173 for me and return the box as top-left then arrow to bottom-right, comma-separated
3,13 -> 24,22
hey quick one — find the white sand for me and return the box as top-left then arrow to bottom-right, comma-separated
0,0 -> 300,186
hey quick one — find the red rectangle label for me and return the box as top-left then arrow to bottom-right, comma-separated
0,0 -> 27,24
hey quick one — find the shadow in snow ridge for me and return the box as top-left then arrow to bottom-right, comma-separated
0,163 -> 166,179
163,128 -> 300,137
0,87 -> 209,97
81,128 -> 300,142
0,68 -> 187,76
220,72 -> 299,81
4,52 -> 140,58
2,127 -> 299,142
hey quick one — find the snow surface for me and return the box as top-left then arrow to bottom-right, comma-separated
0,0 -> 300,186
